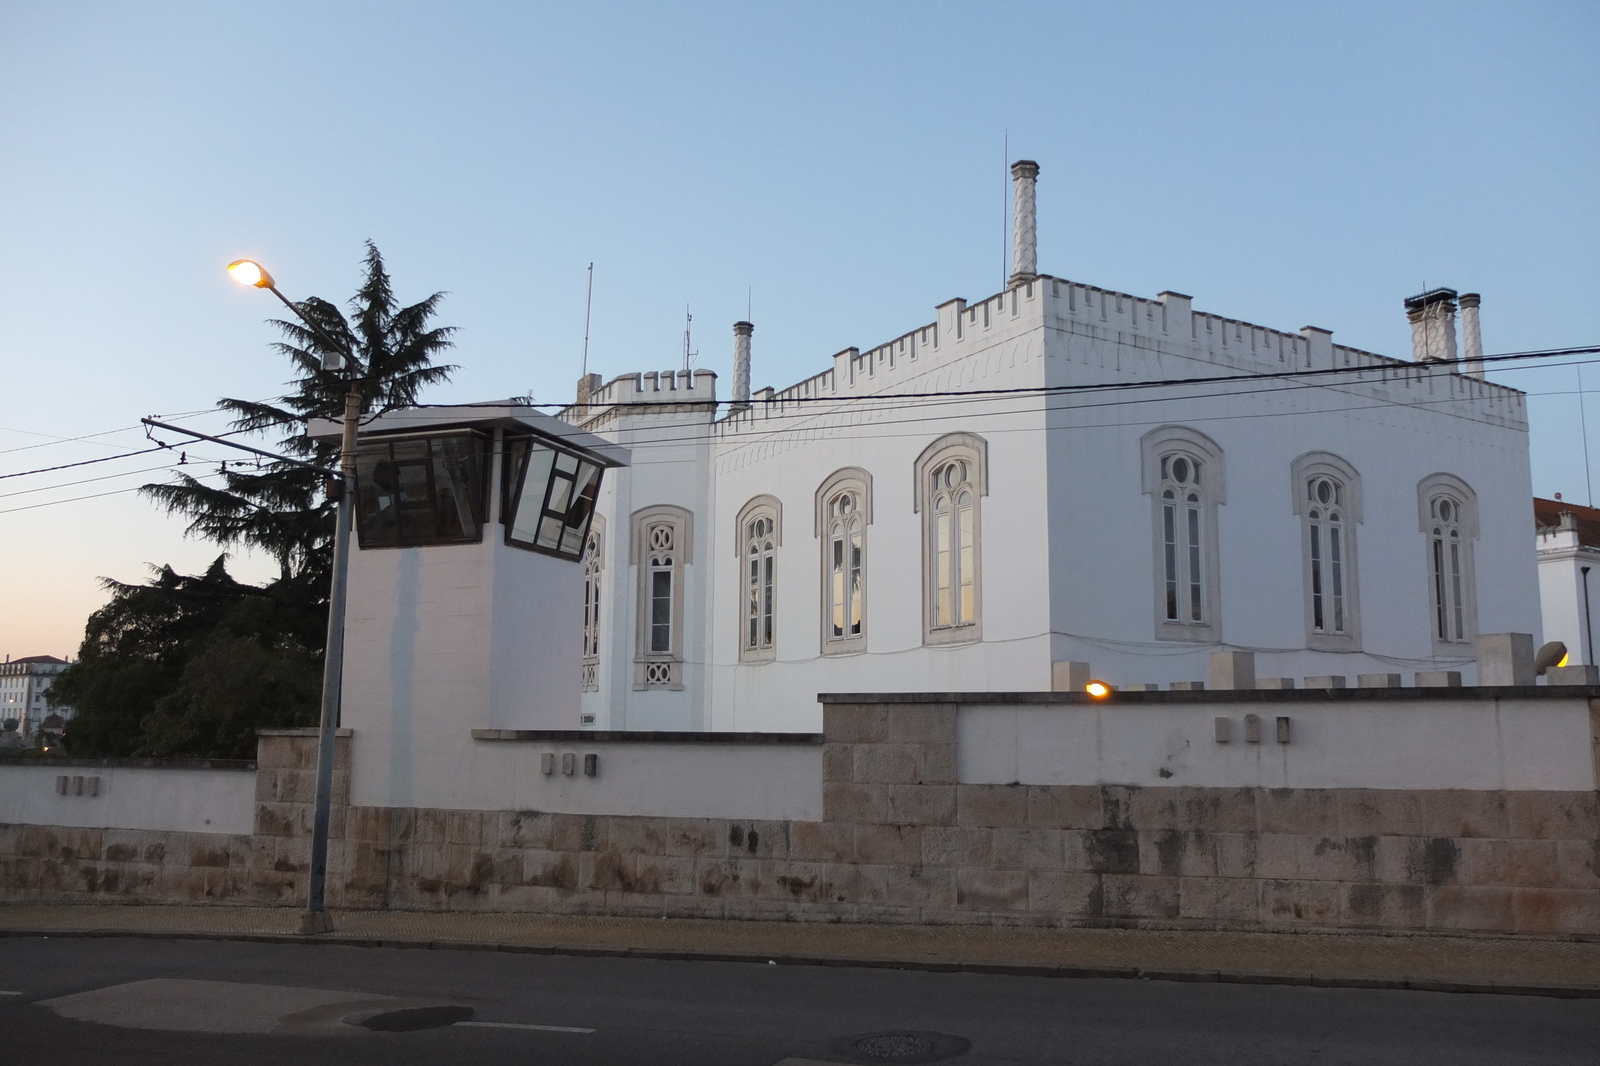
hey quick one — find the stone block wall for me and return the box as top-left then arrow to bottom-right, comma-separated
2,708 -> 1597,936
0,730 -> 347,907
324,703 -> 1599,935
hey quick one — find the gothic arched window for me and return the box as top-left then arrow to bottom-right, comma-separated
630,505 -> 692,689
1418,474 -> 1478,648
1291,452 -> 1362,651
735,496 -> 782,663
914,434 -> 987,645
581,516 -> 605,692
1141,426 -> 1224,642
815,468 -> 872,654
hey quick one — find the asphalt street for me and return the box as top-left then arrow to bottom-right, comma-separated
0,935 -> 1596,1065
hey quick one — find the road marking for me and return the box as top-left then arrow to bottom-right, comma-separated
0,991 -> 22,996
455,1021 -> 596,1034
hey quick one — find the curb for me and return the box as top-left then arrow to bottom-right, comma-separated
2,926 -> 1596,1000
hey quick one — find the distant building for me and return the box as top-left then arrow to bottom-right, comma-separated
0,655 -> 73,742
1535,497 -> 1600,666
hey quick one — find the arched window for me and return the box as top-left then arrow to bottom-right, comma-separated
915,434 -> 987,645
1141,426 -> 1223,642
1418,474 -> 1477,648
630,505 -> 692,689
815,468 -> 873,654
581,515 -> 605,692
735,496 -> 782,663
1291,452 -> 1362,650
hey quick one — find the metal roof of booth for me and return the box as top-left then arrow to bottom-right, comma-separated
306,399 -> 628,468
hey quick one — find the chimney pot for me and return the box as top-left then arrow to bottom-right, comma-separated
1458,292 -> 1484,378
731,321 -> 753,406
1404,287 -> 1459,364
1009,160 -> 1040,287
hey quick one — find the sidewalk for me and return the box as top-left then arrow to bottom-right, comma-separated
2,904 -> 1596,997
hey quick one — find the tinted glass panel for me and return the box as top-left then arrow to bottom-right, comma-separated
503,437 -> 605,560
355,433 -> 488,549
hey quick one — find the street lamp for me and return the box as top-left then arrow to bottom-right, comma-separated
229,257 -> 358,935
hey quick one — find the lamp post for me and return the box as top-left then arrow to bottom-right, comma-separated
229,258 -> 358,935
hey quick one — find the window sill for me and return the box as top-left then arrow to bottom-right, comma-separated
1307,632 -> 1361,653
924,624 -> 982,647
1156,622 -> 1219,644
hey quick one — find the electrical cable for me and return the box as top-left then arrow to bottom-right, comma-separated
509,352 -> 1600,453
403,342 -> 1600,410
0,458 -> 234,500
0,467 -> 232,516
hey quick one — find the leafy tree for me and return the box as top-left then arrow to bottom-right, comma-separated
142,241 -> 457,583
49,557 -> 326,757
48,243 -> 457,758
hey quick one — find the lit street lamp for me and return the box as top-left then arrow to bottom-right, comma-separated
229,258 -> 357,935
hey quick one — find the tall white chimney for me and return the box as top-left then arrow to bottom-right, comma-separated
1404,288 -> 1459,364
1459,292 -> 1484,378
732,320 -> 753,406
1009,160 -> 1040,287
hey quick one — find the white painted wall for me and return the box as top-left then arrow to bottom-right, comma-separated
347,729 -> 821,820
0,765 -> 255,835
957,697 -> 1596,791
565,268 -> 1538,734
1537,522 -> 1600,666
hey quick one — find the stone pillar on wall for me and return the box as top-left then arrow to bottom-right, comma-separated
252,728 -> 353,904
1476,632 -> 1535,687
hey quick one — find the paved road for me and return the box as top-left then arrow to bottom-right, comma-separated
1,936 -> 1596,1065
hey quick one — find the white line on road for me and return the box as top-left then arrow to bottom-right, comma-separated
455,1021 -> 596,1034
0,991 -> 22,996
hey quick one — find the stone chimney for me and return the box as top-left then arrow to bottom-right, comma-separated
1404,288 -> 1458,364
1459,292 -> 1484,378
1009,160 -> 1040,287
574,372 -> 601,408
731,321 -> 753,406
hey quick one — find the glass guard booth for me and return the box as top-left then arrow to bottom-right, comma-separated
353,427 -> 609,558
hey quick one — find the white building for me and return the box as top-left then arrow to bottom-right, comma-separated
1535,497 -> 1600,667
328,161 -> 1543,743
561,162 -> 1539,732
0,655 -> 72,741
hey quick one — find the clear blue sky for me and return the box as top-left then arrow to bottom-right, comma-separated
2,1 -> 1596,657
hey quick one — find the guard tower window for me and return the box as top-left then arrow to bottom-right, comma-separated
502,436 -> 604,560
355,432 -> 490,549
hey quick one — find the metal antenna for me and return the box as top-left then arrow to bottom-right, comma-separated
1581,364 -> 1594,507
682,306 -> 697,373
1002,130 -> 1009,290
580,263 -> 594,380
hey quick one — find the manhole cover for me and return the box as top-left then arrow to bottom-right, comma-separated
360,1005 -> 474,1031
856,1033 -> 935,1057
829,1030 -> 971,1064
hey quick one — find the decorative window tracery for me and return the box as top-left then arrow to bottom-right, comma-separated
581,516 -> 605,692
914,435 -> 987,645
1291,452 -> 1362,650
815,468 -> 872,654
1417,474 -> 1478,650
1141,426 -> 1223,642
630,505 -> 692,689
735,496 -> 782,663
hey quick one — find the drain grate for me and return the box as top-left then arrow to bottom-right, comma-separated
829,1030 -> 971,1064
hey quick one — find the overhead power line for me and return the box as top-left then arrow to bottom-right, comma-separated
407,343 -> 1600,411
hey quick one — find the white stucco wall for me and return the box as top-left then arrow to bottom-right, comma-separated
347,731 -> 822,820
567,273 -> 1538,735
957,697 -> 1596,791
0,765 -> 256,835
1537,527 -> 1600,666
